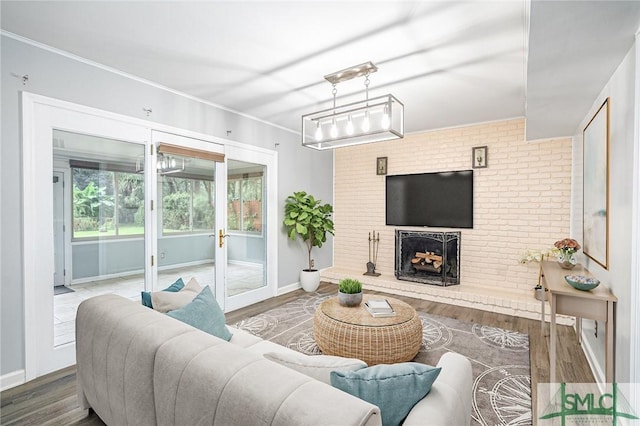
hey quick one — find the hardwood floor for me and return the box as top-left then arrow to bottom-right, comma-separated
1,283 -> 594,425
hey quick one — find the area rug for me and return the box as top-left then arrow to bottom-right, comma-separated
234,290 -> 532,426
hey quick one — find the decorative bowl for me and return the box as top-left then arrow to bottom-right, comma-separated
564,275 -> 600,291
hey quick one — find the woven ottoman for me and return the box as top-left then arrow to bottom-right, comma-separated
313,294 -> 423,365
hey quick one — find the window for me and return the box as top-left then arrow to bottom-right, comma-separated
161,176 -> 214,234
227,172 -> 263,233
72,166 -> 144,239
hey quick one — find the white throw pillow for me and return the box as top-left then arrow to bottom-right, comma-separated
264,351 -> 367,384
151,277 -> 201,313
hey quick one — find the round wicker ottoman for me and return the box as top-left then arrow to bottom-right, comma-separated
313,294 -> 423,365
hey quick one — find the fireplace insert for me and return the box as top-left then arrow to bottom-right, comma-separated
395,230 -> 460,286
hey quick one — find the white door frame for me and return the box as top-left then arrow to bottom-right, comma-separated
22,93 -> 150,380
22,92 -> 278,381
150,130 -> 226,299
224,144 -> 278,312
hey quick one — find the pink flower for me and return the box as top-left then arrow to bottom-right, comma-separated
554,238 -> 581,251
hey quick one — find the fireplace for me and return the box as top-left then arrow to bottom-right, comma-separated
395,230 -> 460,286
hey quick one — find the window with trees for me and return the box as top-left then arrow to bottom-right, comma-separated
71,165 -> 144,239
161,176 -> 215,234
227,172 -> 263,233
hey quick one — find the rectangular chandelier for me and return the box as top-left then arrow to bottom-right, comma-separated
302,94 -> 404,150
301,62 -> 404,150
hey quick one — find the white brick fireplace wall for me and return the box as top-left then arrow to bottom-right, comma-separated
324,118 -> 573,320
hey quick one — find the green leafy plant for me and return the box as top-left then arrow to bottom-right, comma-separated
283,191 -> 334,271
339,278 -> 362,294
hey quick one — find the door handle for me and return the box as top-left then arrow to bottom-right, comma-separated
218,229 -> 230,248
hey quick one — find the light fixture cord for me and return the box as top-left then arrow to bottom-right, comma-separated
332,84 -> 337,111
364,73 -> 370,102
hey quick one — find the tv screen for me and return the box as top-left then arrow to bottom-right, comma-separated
386,170 -> 473,228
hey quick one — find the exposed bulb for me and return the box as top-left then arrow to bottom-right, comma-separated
381,105 -> 390,129
346,115 -> 354,135
170,158 -> 177,168
315,121 -> 323,141
362,111 -> 371,132
330,119 -> 338,139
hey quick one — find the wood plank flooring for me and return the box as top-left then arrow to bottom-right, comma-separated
1,283 -> 594,425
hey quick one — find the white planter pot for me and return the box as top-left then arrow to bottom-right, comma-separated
300,269 -> 320,292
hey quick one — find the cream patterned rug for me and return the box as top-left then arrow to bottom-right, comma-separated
234,289 -> 532,426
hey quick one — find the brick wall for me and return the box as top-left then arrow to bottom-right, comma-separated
328,118 -> 572,313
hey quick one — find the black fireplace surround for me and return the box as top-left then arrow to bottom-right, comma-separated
395,230 -> 461,286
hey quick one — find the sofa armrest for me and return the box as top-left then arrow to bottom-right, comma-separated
403,352 -> 472,426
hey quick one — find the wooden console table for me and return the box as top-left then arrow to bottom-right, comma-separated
540,261 -> 617,383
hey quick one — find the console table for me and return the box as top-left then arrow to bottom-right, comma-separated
540,260 -> 617,383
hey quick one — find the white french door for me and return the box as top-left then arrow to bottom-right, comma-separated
22,94 -> 278,381
24,94 -> 151,380
223,144 -> 278,312
150,131 -> 226,300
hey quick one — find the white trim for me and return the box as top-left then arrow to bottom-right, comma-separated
403,115 -> 526,138
580,328 -> 606,386
276,267 -> 336,296
1,30 -> 298,136
525,135 -> 574,145
628,31 -> 640,410
1,370 -> 25,392
277,282 -> 303,296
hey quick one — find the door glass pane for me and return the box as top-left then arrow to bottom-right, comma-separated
158,155 -> 216,292
227,160 -> 266,296
52,130 -> 146,347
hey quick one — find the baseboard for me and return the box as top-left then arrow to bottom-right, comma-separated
581,328 -> 606,386
277,267 -> 335,296
277,281 -> 301,295
1,369 -> 25,391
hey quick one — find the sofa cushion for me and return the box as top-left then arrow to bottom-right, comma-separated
141,277 -> 184,308
151,277 -> 201,313
264,352 -> 367,384
166,285 -> 233,341
330,362 -> 441,426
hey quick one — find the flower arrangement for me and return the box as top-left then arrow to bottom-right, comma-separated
519,248 -> 555,264
554,238 -> 581,265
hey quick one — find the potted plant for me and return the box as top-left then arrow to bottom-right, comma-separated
554,238 -> 581,269
283,191 -> 335,292
338,278 -> 363,307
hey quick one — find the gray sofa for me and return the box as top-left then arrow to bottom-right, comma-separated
76,294 -> 472,425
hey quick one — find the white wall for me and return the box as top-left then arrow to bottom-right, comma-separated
0,34 -> 333,376
571,43 -> 636,383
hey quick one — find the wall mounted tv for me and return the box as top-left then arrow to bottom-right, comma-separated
386,170 -> 473,228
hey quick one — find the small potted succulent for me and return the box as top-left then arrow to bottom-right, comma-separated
338,278 -> 363,307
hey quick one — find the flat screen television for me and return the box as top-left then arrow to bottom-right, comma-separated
386,170 -> 473,228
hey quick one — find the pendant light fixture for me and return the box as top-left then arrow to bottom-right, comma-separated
302,61 -> 404,150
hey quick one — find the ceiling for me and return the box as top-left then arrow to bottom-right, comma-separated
2,1 -> 640,141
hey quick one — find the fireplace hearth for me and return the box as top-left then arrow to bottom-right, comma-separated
395,230 -> 460,286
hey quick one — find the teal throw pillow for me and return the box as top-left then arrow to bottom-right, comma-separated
166,285 -> 233,341
330,362 -> 441,426
141,278 -> 184,308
